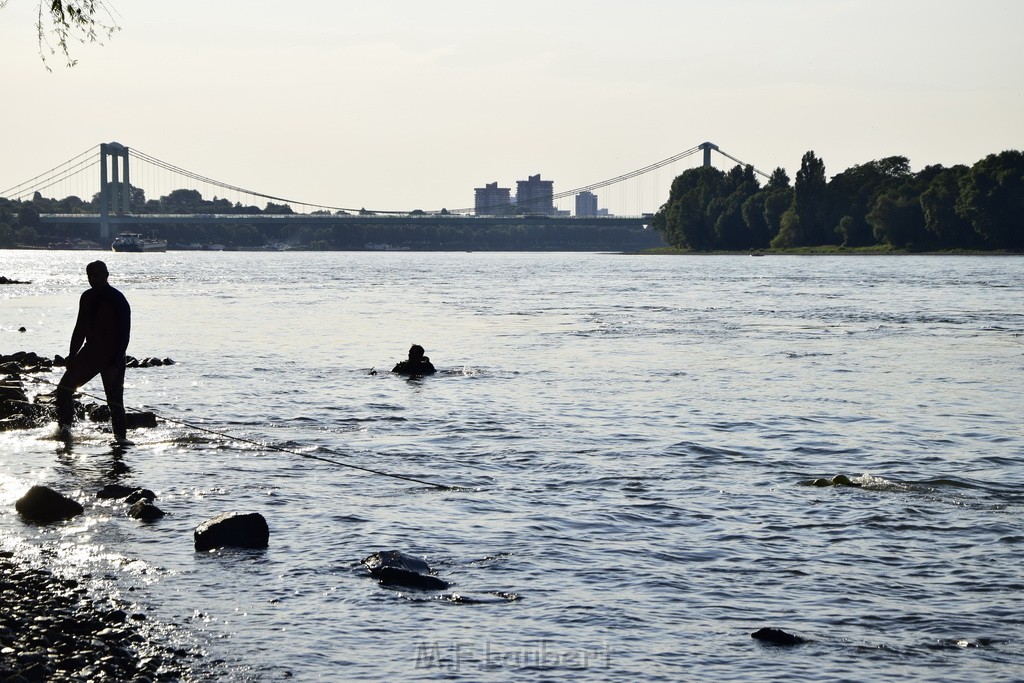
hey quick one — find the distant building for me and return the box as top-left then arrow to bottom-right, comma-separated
474,182 -> 512,216
575,191 -> 599,217
516,174 -> 555,215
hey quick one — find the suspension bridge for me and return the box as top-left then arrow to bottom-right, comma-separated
1,141 -> 768,242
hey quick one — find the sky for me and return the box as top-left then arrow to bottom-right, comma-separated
2,0 -> 1022,215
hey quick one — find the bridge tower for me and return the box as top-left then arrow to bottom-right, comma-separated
99,142 -> 130,240
699,141 -> 719,168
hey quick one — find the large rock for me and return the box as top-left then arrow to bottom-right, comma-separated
125,488 -> 156,504
0,380 -> 29,420
15,485 -> 84,523
128,501 -> 165,521
87,405 -> 158,429
194,512 -> 269,551
97,484 -> 138,499
362,550 -> 450,590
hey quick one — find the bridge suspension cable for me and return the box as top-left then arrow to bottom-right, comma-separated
458,145 -> 705,214
4,141 -> 773,216
131,148 -> 390,215
0,146 -> 98,200
460,143 -> 772,215
714,147 -> 771,179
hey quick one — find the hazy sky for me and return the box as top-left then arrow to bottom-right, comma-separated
2,0 -> 1021,214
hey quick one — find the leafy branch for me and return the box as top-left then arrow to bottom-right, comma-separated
1,0 -> 121,70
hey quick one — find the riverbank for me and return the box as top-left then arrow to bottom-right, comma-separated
0,548 -> 195,681
637,245 -> 1019,255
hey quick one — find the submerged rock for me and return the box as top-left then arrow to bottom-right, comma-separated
809,474 -> 862,488
362,550 -> 450,590
129,500 -> 165,521
751,627 -> 810,646
15,485 -> 85,523
194,512 -> 269,551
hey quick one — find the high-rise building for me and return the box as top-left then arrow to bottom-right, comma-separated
516,174 -> 555,215
575,191 -> 599,217
474,182 -> 512,215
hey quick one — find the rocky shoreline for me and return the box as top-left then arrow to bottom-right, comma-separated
2,349 -> 202,680
0,550 -> 196,681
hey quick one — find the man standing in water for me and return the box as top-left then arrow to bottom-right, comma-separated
56,261 -> 131,441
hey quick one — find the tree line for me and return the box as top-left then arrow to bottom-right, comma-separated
650,150 -> 1024,251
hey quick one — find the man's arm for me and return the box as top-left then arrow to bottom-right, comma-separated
114,293 -> 131,358
67,291 -> 90,359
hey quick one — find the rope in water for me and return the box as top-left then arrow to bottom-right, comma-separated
21,374 -> 460,491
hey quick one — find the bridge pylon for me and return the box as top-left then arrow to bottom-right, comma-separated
99,142 -> 130,241
699,141 -> 719,168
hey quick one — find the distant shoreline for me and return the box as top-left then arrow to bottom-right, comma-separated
631,246 -> 1021,256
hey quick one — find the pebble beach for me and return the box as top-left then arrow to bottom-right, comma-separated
0,549 -> 195,681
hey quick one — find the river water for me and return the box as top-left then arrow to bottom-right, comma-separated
1,250 -> 1022,681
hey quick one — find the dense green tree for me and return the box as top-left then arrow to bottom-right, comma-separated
17,204 -> 41,227
160,189 -> 204,213
772,151 -> 828,247
740,168 -> 790,248
794,151 -> 831,245
650,166 -> 726,250
264,202 -> 295,215
15,226 -> 39,245
867,187 -> 926,248
956,151 -> 1024,249
919,165 -> 976,248
762,186 -> 794,240
766,167 -> 790,191
828,156 -> 911,246
715,167 -> 761,250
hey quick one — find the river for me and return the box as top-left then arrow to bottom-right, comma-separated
1,250 -> 1022,681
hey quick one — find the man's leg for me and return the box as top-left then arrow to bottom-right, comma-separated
56,362 -> 99,429
100,359 -> 127,440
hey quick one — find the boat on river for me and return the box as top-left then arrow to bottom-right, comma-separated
111,233 -> 168,253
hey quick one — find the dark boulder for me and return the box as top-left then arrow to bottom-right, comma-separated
194,512 -> 269,551
0,381 -> 29,420
97,484 -> 137,499
128,501 -> 165,521
125,488 -> 156,504
126,412 -> 158,429
362,550 -> 450,590
15,485 -> 85,523
88,405 -> 158,430
0,351 -> 51,374
751,627 -> 809,646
